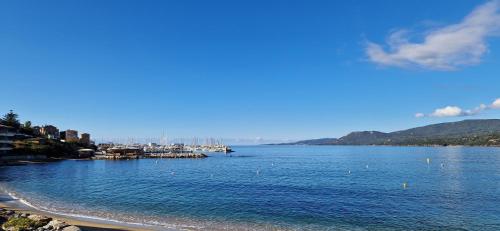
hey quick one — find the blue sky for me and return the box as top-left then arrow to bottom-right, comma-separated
1,0 -> 500,143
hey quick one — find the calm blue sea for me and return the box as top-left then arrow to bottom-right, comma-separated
1,145 -> 500,230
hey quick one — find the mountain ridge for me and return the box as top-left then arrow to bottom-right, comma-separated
281,119 -> 500,146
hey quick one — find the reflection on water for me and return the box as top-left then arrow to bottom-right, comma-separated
1,145 -> 500,230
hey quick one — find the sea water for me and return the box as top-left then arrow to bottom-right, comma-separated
1,145 -> 499,230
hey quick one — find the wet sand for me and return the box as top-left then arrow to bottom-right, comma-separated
0,191 -> 154,231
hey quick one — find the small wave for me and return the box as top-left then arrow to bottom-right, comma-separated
0,186 -> 291,231
1,188 -> 190,231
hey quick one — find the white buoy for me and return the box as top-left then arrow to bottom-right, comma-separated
256,169 -> 260,175
348,170 -> 351,174
402,182 -> 408,189
440,163 -> 445,168
426,158 -> 431,165
366,164 -> 369,169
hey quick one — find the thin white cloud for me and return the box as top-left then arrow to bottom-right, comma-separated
492,98 -> 500,108
416,98 -> 500,118
367,1 -> 500,70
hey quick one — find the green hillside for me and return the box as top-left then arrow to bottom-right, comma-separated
286,119 -> 500,146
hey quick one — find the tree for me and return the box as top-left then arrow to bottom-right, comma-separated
21,120 -> 34,135
24,121 -> 32,129
1,110 -> 21,128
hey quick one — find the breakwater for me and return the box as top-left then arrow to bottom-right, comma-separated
93,152 -> 207,160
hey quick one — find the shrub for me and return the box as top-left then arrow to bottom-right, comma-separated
2,217 -> 45,231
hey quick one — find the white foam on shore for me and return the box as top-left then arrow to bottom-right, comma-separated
0,188 -> 190,231
0,186 -> 285,231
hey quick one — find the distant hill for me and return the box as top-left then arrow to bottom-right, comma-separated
291,138 -> 339,145
283,119 -> 500,146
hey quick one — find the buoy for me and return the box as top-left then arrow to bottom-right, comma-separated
348,170 -> 351,174
256,169 -> 260,175
366,165 -> 369,169
402,182 -> 408,189
440,163 -> 445,168
426,158 -> 431,164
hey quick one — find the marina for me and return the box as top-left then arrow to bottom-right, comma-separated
92,142 -> 231,160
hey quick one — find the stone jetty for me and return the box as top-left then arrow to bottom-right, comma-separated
144,153 -> 207,159
93,152 -> 207,160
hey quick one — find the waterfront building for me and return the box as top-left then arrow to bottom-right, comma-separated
98,143 -> 114,151
32,126 -> 41,136
0,125 -> 16,155
40,125 -> 59,139
80,133 -> 91,146
77,148 -> 95,158
1,125 -> 48,162
171,143 -> 187,153
61,129 -> 79,142
106,147 -> 144,159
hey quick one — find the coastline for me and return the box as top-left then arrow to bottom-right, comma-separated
270,143 -> 500,147
0,190 -> 157,231
0,187 -> 275,231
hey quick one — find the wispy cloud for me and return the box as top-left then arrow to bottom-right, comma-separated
492,98 -> 500,109
367,1 -> 500,70
416,98 -> 500,118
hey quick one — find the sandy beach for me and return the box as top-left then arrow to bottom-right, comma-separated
0,191 -> 153,231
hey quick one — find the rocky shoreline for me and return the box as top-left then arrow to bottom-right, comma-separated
1,208 -> 81,231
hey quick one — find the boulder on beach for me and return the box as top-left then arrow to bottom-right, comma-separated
43,219 -> 69,230
0,209 -> 83,231
28,214 -> 52,224
62,225 -> 82,231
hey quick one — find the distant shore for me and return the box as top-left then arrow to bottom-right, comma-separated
269,143 -> 500,147
0,190 -> 157,231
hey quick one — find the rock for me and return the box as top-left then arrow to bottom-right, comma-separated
4,226 -> 17,231
5,210 -> 15,216
20,212 -> 29,218
28,214 -> 52,225
36,227 -> 52,231
62,225 -> 81,231
43,219 -> 69,230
